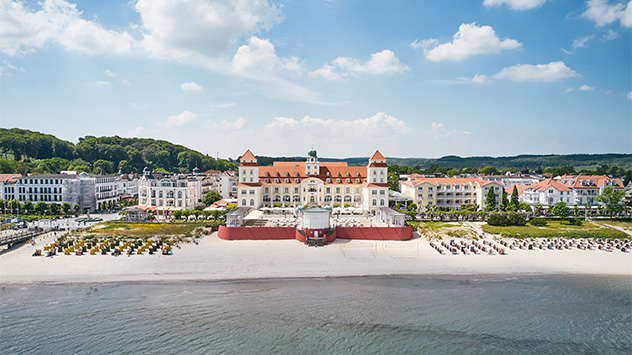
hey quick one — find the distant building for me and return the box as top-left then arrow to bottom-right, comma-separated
400,175 -> 504,211
236,149 -> 390,212
137,168 -> 201,211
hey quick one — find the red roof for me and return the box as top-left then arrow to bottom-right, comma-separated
240,149 -> 256,161
505,184 -> 529,196
257,162 -> 368,185
525,179 -> 571,192
404,177 -> 504,187
0,174 -> 19,183
370,150 -> 386,161
558,175 -> 624,189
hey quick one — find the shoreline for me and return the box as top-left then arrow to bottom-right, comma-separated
1,231 -> 631,285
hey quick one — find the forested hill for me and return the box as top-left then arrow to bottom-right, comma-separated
256,153 -> 632,170
0,128 -> 236,175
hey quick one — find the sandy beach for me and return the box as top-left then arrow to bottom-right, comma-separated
1,231 -> 630,285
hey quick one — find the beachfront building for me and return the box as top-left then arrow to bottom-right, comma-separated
137,168 -> 201,211
519,179 -> 572,207
400,175 -> 504,211
558,175 -> 625,207
236,149 -> 390,212
200,170 -> 238,199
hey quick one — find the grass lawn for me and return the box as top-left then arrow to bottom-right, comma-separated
482,220 -> 628,239
418,221 -> 463,229
597,220 -> 632,232
87,221 -> 218,238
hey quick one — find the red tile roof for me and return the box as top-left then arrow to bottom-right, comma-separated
558,175 -> 624,189
505,184 -> 529,196
258,162 -> 367,185
404,177 -> 504,187
525,179 -> 571,192
240,149 -> 256,161
0,174 -> 19,183
370,150 -> 386,161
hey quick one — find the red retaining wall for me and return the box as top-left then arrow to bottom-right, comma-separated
336,226 -> 413,241
217,226 -> 296,240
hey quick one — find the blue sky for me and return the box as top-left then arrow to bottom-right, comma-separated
1,0 -> 630,160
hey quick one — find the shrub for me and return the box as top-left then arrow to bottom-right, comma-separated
529,218 -> 548,227
487,214 -> 508,226
567,217 -> 583,226
507,213 -> 526,226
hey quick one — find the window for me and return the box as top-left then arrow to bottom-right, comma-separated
336,187 -> 341,194
372,199 -> 377,206
294,178 -> 299,183
285,172 -> 290,176
356,178 -> 360,183
325,195 -> 332,202
346,178 -> 350,183
275,178 -> 279,183
326,178 -> 331,183
380,199 -> 385,206
263,195 -> 270,202
285,178 -> 289,183
337,172 -> 341,176
250,199 -> 254,206
336,178 -> 341,183
266,172 -> 270,176
326,172 -> 330,176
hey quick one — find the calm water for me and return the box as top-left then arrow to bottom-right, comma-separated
1,276 -> 631,354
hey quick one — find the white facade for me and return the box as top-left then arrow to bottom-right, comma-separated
138,170 -> 201,211
237,149 -> 390,212
400,176 -> 504,211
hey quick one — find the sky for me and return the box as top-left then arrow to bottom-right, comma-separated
0,0 -> 631,160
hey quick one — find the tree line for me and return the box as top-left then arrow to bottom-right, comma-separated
0,128 -> 236,175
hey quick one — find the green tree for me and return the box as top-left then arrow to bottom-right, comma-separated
551,202 -> 570,218
35,201 -> 47,215
61,203 -> 71,214
22,200 -> 33,214
510,186 -> 519,211
173,210 -> 183,220
48,203 -> 60,215
486,188 -> 496,211
93,159 -> 114,174
388,172 -> 400,192
446,168 -> 459,177
202,191 -> 222,206
500,189 -> 509,211
479,166 -> 499,175
596,186 -> 625,216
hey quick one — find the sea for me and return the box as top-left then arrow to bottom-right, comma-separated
1,275 -> 630,354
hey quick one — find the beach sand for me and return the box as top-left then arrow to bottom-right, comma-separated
1,232 -> 631,285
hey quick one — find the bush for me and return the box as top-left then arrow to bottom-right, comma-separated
567,217 -> 583,226
529,218 -> 548,227
507,213 -> 526,226
487,214 -> 508,226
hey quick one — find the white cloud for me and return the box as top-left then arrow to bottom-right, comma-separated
627,91 -> 632,100
232,36 -> 280,75
420,23 -> 521,62
205,117 -> 246,130
431,122 -> 471,140
180,81 -> 203,91
566,87 -> 575,92
310,50 -> 409,80
578,84 -> 595,91
0,0 -> 136,56
159,110 -> 197,128
263,112 -> 411,137
583,0 -> 632,28
104,70 -> 118,77
96,80 -> 111,86
603,29 -> 620,39
572,35 -> 596,49
477,61 -> 578,82
483,0 -> 546,10
136,0 -> 282,63
409,39 -> 438,49
126,126 -> 144,137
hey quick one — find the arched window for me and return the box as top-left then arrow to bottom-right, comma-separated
295,172 -> 300,176
275,178 -> 279,183
372,199 -> 377,206
324,195 -> 332,202
294,178 -> 299,183
346,178 -> 350,183
177,191 -> 183,199
336,172 -> 341,176
326,172 -> 330,176
274,195 -> 281,202
334,195 -> 342,202
344,195 -> 351,202
265,178 -> 270,183
283,195 -> 290,202
284,178 -> 289,183
241,199 -> 246,206
250,199 -> 254,206
380,199 -> 385,206
356,178 -> 360,183
346,172 -> 350,176
263,195 -> 270,202
158,191 -> 163,198
336,178 -> 341,183
293,195 -> 300,202
167,191 -> 174,198
326,178 -> 331,183
354,195 -> 361,202
275,172 -> 280,176
285,172 -> 290,176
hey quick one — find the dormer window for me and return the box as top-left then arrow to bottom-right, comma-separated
336,172 -> 341,177
294,178 -> 299,183
346,178 -> 350,183
265,178 -> 270,183
326,178 -> 331,183
275,178 -> 279,183
336,178 -> 341,183
275,172 -> 280,176
356,178 -> 360,183
356,172 -> 360,176
265,172 -> 270,176
326,172 -> 330,176
346,172 -> 350,176
284,178 -> 289,183
285,172 -> 290,176
295,172 -> 299,176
